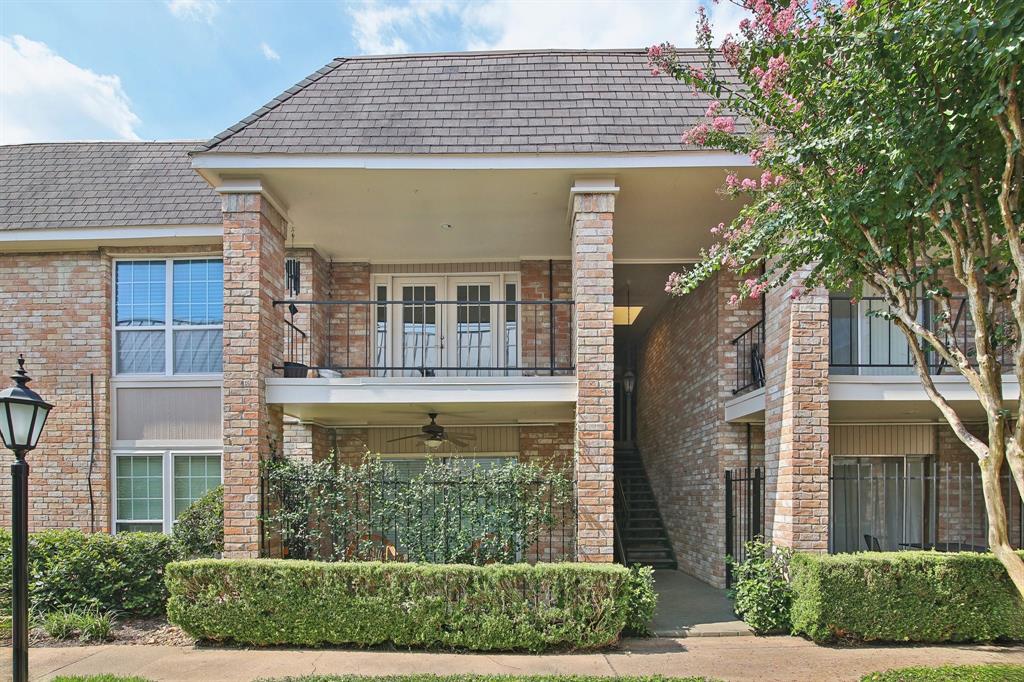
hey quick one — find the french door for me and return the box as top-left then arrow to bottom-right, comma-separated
385,276 -> 510,376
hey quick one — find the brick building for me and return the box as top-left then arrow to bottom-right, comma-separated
1,49 -> 1020,588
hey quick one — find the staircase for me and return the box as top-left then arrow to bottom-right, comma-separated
614,444 -> 677,569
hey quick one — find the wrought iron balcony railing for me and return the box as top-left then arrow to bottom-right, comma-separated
274,298 -> 575,377
732,319 -> 766,395
829,296 -> 1015,375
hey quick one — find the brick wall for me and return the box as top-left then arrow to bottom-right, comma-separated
520,260 -> 573,374
763,272 -> 830,551
221,192 -> 286,558
636,270 -> 762,586
327,262 -> 371,374
0,251 -> 112,532
571,191 -> 615,562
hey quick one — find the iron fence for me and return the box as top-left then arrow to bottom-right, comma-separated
275,298 -> 575,377
829,458 -> 1024,554
724,467 -> 765,587
260,461 -> 577,565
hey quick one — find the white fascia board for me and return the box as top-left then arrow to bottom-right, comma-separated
724,387 -> 766,422
830,374 -> 1019,403
0,224 -> 222,245
192,151 -> 752,171
266,376 -> 578,405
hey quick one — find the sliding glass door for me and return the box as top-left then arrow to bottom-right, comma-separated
831,456 -> 931,552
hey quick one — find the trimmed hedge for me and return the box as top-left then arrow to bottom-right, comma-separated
263,678 -> 715,682
861,665 -> 1024,681
0,529 -> 178,617
167,559 -> 637,651
790,551 -> 1024,643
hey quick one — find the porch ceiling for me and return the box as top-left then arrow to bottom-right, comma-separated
209,166 -> 750,262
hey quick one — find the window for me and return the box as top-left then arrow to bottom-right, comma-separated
114,451 -> 222,533
115,259 -> 223,375
831,455 -> 931,552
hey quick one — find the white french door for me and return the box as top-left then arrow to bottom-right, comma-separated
382,275 -> 508,376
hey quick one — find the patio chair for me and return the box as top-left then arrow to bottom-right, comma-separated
864,534 -> 882,551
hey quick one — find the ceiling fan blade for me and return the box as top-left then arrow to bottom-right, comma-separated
446,436 -> 473,448
446,431 -> 477,441
386,434 -> 428,443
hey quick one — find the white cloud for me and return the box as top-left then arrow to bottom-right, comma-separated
346,0 -> 745,55
0,35 -> 142,144
260,41 -> 280,61
347,0 -> 458,54
166,0 -> 220,23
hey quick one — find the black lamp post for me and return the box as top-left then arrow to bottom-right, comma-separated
0,356 -> 53,682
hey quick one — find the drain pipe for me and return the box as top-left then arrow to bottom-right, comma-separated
88,373 -> 97,533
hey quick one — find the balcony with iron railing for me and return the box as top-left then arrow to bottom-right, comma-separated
731,319 -> 766,395
829,296 -> 1015,376
275,298 -> 576,378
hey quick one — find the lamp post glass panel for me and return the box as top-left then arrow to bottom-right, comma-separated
0,356 -> 53,682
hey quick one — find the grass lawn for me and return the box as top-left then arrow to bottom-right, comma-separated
53,677 -> 153,682
861,665 -> 1024,681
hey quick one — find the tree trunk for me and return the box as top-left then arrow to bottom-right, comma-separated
979,454 -> 1024,597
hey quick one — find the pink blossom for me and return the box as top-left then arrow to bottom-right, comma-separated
690,66 -> 706,82
650,67 -> 660,76
843,0 -> 857,11
712,116 -> 735,133
740,178 -> 758,190
705,100 -> 721,117
750,147 -> 765,165
790,286 -> 804,300
755,55 -> 790,94
721,35 -> 741,68
682,122 -> 712,145
648,44 -> 663,59
767,202 -> 782,213
854,164 -> 867,176
728,294 -> 740,306
725,173 -> 740,189
711,222 -> 725,235
664,271 -> 683,293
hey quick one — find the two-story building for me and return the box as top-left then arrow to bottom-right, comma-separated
1,48 -> 1020,588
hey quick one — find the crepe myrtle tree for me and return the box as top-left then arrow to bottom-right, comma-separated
650,0 -> 1024,595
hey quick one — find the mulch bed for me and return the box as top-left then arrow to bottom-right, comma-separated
0,616 -> 195,648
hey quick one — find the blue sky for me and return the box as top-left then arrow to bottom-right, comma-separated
0,0 -> 739,144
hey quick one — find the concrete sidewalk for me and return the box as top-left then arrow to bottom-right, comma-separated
649,570 -> 749,637
17,637 -> 1024,682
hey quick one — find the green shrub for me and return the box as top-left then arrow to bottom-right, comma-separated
0,529 -> 178,617
861,665 -> 1024,681
53,677 -> 154,682
173,485 -> 224,559
263,457 -> 575,564
790,551 -> 1024,643
42,607 -> 116,642
728,538 -> 793,634
167,559 -> 635,651
622,565 -> 657,636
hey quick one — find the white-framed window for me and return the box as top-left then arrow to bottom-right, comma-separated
114,258 -> 223,375
113,449 -> 222,533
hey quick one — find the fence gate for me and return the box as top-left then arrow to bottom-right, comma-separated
725,468 -> 765,588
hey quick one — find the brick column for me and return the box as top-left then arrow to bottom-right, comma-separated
221,191 -> 286,558
763,269 -> 830,551
570,181 -> 616,562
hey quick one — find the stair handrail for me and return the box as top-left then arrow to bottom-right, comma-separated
613,473 -> 631,562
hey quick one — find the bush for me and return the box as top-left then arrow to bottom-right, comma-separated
861,665 -> 1024,681
42,607 -> 116,642
54,677 -> 153,682
622,565 -> 657,636
790,551 -> 1024,643
261,678 -> 715,682
263,457 -> 575,564
167,559 -> 635,651
173,485 -> 224,558
728,539 -> 793,634
0,529 -> 178,617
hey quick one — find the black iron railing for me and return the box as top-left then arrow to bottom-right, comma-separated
260,466 -> 577,564
274,299 -> 575,377
829,296 -> 1015,375
829,458 -> 1023,554
724,467 -> 764,588
732,320 -> 766,395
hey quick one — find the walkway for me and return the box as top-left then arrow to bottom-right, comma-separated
19,638 -> 1024,681
649,569 -> 749,637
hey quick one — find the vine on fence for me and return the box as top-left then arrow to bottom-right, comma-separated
261,456 -> 575,564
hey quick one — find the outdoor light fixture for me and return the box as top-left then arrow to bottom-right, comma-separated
424,435 -> 445,449
0,355 -> 53,682
623,369 -> 636,396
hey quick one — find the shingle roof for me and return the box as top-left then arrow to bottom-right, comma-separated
0,141 -> 221,230
200,48 -> 741,154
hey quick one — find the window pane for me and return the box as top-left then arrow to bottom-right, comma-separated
117,330 -> 165,374
173,454 -> 221,517
173,329 -> 223,373
116,455 -> 163,523
115,261 -> 165,327
172,259 -> 223,325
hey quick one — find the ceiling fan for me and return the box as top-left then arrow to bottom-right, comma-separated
386,413 -> 476,449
